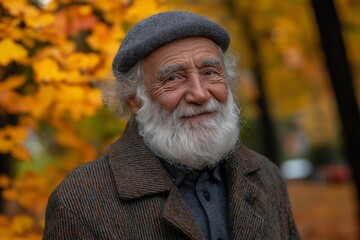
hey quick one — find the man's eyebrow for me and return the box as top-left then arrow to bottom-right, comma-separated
201,58 -> 222,68
157,65 -> 183,79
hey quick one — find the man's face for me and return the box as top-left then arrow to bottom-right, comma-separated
132,37 -> 228,119
131,37 -> 240,170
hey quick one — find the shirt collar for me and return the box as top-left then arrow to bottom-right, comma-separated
160,159 -> 224,186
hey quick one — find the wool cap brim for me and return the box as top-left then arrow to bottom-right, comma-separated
112,10 -> 230,74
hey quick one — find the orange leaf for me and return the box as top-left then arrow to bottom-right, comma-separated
11,146 -> 31,161
0,139 -> 13,153
3,189 -> 17,201
0,174 -> 10,188
0,75 -> 26,91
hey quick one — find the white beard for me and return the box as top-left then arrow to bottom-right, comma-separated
135,85 -> 240,170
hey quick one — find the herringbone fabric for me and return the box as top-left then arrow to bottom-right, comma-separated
43,118 -> 300,239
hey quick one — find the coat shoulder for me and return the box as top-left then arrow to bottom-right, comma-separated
238,145 -> 289,196
48,156 -> 117,211
241,145 -> 282,178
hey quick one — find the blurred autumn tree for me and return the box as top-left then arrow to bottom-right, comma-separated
0,0 -> 166,238
311,0 -> 360,226
0,0 -> 359,238
171,0 -> 360,238
172,0 -> 360,164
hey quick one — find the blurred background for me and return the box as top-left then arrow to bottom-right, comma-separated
0,0 -> 359,239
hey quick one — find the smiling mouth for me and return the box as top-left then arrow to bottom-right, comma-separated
181,112 -> 214,120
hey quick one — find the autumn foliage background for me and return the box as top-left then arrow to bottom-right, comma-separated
0,0 -> 359,239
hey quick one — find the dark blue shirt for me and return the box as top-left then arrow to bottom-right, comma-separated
161,161 -> 229,240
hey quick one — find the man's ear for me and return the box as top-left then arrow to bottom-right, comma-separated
126,95 -> 141,113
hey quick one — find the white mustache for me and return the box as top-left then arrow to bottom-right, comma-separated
173,98 -> 222,119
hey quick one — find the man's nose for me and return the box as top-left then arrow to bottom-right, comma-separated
184,74 -> 211,105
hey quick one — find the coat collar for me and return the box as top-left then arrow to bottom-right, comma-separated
107,117 -> 174,200
107,117 -> 205,239
225,143 -> 267,239
107,117 -> 267,239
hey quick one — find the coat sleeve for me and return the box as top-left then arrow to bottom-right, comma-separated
43,190 -> 96,240
277,169 -> 301,240
283,183 -> 301,240
264,158 -> 301,240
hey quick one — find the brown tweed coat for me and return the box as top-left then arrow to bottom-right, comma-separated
43,118 -> 300,239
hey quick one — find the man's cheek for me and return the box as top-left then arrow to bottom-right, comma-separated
212,85 -> 228,103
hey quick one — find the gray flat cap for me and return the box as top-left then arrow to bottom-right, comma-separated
112,10 -> 230,74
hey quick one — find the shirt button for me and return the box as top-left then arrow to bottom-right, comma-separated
203,191 -> 210,201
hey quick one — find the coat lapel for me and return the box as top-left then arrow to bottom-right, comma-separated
162,186 -> 205,240
225,143 -> 267,239
107,118 -> 173,199
107,118 -> 204,239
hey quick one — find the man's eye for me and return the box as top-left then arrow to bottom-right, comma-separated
168,76 -> 178,81
203,70 -> 216,76
167,75 -> 182,81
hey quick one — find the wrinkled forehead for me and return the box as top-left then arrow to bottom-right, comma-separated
145,37 -> 222,63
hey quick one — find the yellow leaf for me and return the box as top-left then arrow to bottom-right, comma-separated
1,0 -> 28,16
56,85 -> 85,102
0,75 -> 26,91
86,88 -> 101,105
92,0 -> 119,13
0,38 -> 28,66
86,23 -> 124,54
0,126 -> 29,159
0,17 -> 21,39
78,5 -> 93,16
56,131 -> 82,148
5,125 -> 28,143
32,58 -> 61,82
63,69 -> 84,83
25,12 -> 55,28
65,52 -> 100,70
0,139 -> 13,153
31,85 -> 56,118
124,0 -> 163,23
12,215 -> 34,234
22,4 -> 39,17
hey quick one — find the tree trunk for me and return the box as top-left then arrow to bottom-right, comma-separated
0,114 -> 16,213
225,0 -> 279,165
311,0 -> 360,229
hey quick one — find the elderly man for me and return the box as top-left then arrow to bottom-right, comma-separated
44,11 -> 300,240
